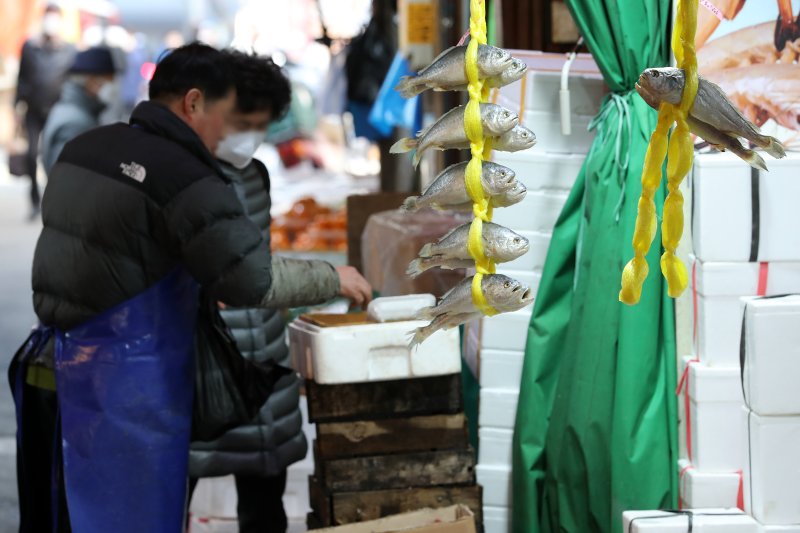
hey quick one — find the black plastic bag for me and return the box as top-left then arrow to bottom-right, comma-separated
345,16 -> 395,104
192,297 -> 291,442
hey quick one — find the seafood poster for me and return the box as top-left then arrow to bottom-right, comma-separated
693,0 -> 800,150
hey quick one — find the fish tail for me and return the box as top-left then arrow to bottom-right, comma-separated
743,150 -> 769,172
407,326 -> 429,351
406,258 -> 427,279
412,149 -> 423,169
415,305 -> 436,321
763,136 -> 786,159
395,76 -> 426,98
419,243 -> 433,257
390,137 -> 418,154
400,195 -> 420,212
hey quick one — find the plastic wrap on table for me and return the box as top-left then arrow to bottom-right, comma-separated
361,209 -> 469,298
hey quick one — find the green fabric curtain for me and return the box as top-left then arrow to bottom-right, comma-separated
511,2 -> 679,533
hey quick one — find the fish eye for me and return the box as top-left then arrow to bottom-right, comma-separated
521,132 -> 528,137
514,238 -> 520,243
651,70 -> 659,78
500,170 -> 506,176
503,111 -> 510,117
504,281 -> 511,288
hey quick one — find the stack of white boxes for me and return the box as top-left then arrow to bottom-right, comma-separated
741,296 -> 800,532
469,53 -> 606,533
679,150 -> 800,514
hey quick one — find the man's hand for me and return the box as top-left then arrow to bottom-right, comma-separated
335,265 -> 372,308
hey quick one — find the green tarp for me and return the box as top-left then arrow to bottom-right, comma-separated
511,2 -> 679,532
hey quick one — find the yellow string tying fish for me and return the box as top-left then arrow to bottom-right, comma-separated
464,0 -> 498,316
620,0 -> 698,305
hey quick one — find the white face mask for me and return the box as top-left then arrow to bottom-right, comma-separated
42,13 -> 62,37
96,82 -> 116,106
215,130 -> 264,169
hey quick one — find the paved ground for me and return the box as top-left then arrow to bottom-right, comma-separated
0,170 -> 41,532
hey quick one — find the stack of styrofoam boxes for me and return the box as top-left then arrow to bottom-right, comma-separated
681,150 -> 800,512
622,509 -> 759,532
474,53 -> 606,533
741,296 -> 800,532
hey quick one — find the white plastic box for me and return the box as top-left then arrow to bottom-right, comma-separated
692,151 -> 800,262
480,307 -> 533,353
288,318 -> 460,384
479,388 -> 519,430
478,427 -> 514,467
491,189 -> 569,233
685,358 -> 746,471
742,296 -> 800,416
757,525 -> 800,532
492,151 -> 584,192
479,349 -> 525,390
691,258 -> 800,367
743,409 -> 800,525
622,508 -> 757,532
476,464 -> 512,507
496,67 -> 605,117
678,459 -> 742,509
482,505 -> 511,533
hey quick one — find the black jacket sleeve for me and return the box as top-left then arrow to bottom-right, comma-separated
162,174 -> 272,307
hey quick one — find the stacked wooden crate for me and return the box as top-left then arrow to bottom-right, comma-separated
304,373 -> 483,529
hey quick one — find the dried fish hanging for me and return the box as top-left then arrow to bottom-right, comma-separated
463,0 -> 498,316
619,0 -> 698,305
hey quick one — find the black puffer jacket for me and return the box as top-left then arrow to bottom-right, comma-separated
32,101 -> 272,331
189,160 -> 339,477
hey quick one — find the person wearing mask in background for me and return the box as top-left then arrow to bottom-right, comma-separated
15,3 -> 75,219
42,47 -> 117,175
14,42 -> 371,533
187,49 -> 371,533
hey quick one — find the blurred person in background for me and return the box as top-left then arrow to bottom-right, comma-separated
41,46 -> 117,175
188,49 -> 372,533
14,3 -> 75,218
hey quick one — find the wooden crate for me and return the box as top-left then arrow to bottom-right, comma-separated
309,477 -> 483,527
316,413 -> 468,460
315,447 -> 476,493
306,373 -> 463,423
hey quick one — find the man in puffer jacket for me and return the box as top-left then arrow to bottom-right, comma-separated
188,50 -> 372,533
19,43 -> 371,533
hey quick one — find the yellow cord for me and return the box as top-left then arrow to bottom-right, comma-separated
620,0 -> 697,305
464,0 -> 497,316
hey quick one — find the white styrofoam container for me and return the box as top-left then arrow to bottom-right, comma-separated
496,68 -> 605,118
491,189 -> 569,233
491,150 -> 584,191
687,359 -> 746,471
743,408 -> 800,525
366,294 -> 436,322
678,459 -> 742,510
479,349 -> 524,390
692,151 -> 800,262
503,231 -> 551,272
622,508 -> 757,532
476,464 -> 512,507
692,258 -> 800,367
519,110 -> 596,154
188,517 -> 238,533
288,319 -> 460,384
757,524 -> 800,532
479,388 -> 519,430
742,296 -> 800,416
478,427 -> 514,467
480,307 -> 533,352
483,505 -> 511,533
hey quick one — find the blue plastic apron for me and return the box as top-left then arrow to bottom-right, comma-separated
54,268 -> 198,532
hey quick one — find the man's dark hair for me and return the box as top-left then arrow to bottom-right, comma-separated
223,50 -> 291,120
149,42 -> 234,103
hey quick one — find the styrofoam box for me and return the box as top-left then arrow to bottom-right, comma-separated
188,517 -> 238,533
678,459 -> 742,509
692,150 -> 800,262
492,189 -> 569,233
496,68 -> 605,117
519,110 -> 596,154
491,150 -> 584,191
479,349 -> 524,390
742,296 -> 800,416
476,464 -> 512,507
692,258 -> 800,367
190,476 -> 237,519
478,427 -> 514,467
483,505 -> 511,533
757,525 -> 800,532
481,307 -> 533,352
622,508 -> 757,532
743,408 -> 800,525
687,358 -> 745,471
479,388 -> 519,430
288,319 -> 460,384
503,231 -> 551,272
